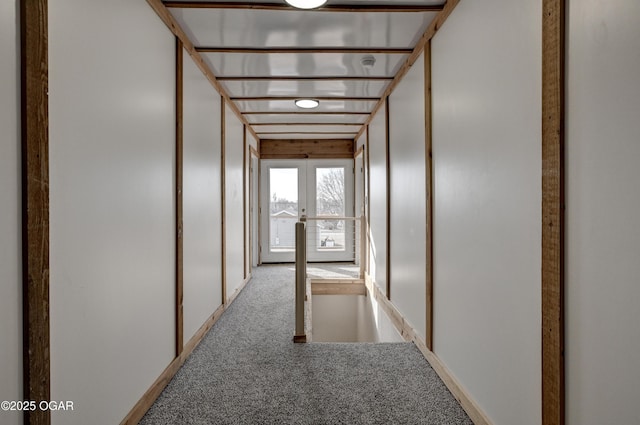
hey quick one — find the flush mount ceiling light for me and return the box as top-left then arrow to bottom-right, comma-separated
361,55 -> 376,69
295,99 -> 320,109
285,0 -> 327,9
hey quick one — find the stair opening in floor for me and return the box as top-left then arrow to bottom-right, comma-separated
309,279 -> 403,343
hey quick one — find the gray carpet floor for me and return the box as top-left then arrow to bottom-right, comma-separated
140,265 -> 473,425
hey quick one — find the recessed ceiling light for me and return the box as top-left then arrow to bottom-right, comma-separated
295,99 -> 320,109
285,0 -> 327,10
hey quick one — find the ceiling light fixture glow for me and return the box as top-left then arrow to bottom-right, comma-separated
295,99 -> 320,109
285,0 -> 327,9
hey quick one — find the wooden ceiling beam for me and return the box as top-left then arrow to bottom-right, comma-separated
163,2 -> 445,12
252,122 -> 363,126
196,47 -> 413,54
243,111 -> 369,115
256,131 -> 358,135
354,0 -> 460,140
231,96 -> 378,101
146,0 -> 260,140
218,76 -> 393,81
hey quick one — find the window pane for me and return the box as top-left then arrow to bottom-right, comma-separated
269,168 -> 298,252
316,167 -> 345,251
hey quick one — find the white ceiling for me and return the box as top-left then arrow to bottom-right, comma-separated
166,0 -> 445,140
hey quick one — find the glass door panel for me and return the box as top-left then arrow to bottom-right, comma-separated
315,167 -> 346,253
268,168 -> 298,254
260,161 -> 305,263
307,160 -> 354,262
260,159 -> 353,263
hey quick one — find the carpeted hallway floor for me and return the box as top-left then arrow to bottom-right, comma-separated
140,265 -> 473,425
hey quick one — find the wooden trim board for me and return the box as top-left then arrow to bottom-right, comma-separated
385,98 -> 391,300
424,41 -> 434,351
120,305 -> 223,425
354,0 -> 460,141
121,275 -> 253,424
248,145 -> 259,269
221,98 -> 227,304
364,274 -> 492,425
365,127 -> 371,274
197,47 -> 413,54
243,126 -> 248,280
217,76 -> 393,82
230,96 -> 378,102
226,276 -> 252,309
541,0 -> 566,424
21,1 -> 51,424
310,279 -> 366,296
163,2 -> 445,13
145,0 -> 259,141
175,38 -> 185,356
259,139 -> 354,159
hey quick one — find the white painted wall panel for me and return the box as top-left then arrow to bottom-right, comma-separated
388,52 -> 427,340
566,2 -> 640,424
368,107 -> 387,295
0,3 -> 22,424
183,52 -> 223,343
225,105 -> 246,298
49,1 -> 175,424
431,1 -> 541,424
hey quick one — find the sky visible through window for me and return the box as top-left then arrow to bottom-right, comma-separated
270,168 -> 298,202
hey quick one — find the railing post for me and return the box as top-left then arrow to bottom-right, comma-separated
294,221 -> 306,343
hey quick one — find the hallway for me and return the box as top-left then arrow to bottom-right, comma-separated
4,1 -> 640,425
140,265 -> 471,424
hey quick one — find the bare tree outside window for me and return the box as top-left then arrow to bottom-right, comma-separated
316,168 -> 345,248
316,168 -> 344,216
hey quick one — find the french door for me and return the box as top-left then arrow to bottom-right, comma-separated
260,159 -> 354,263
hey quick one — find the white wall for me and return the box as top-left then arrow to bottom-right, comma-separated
388,53 -> 427,340
183,51 -> 223,343
566,2 -> 640,424
224,105 -> 246,298
431,1 -> 542,424
368,107 -> 388,295
0,3 -> 22,425
49,1 -> 175,424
